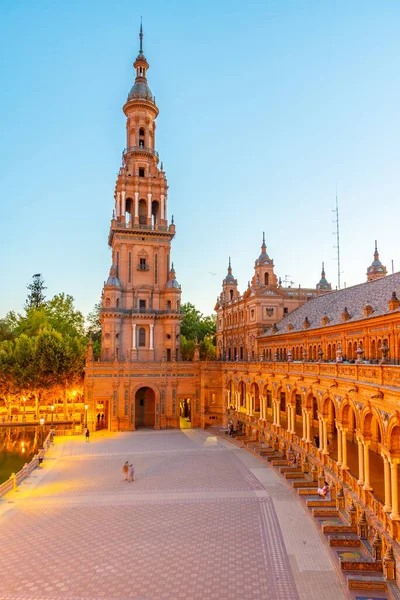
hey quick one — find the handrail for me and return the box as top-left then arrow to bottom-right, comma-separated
123,145 -> 159,159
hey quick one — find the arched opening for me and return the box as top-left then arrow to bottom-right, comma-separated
139,127 -> 145,147
166,300 -> 172,310
348,342 -> 353,360
327,344 -> 331,360
322,397 -> 338,459
135,387 -> 155,428
251,382 -> 260,414
229,289 -> 233,300
264,272 -> 269,285
152,200 -> 160,226
239,381 -> 245,408
138,199 -> 147,225
105,297 -> 111,307
228,380 -> 235,409
371,340 -> 376,360
116,298 -> 120,308
125,197 -> 133,225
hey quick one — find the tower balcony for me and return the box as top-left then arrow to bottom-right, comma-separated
123,145 -> 159,159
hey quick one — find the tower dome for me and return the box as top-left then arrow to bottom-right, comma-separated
366,241 -> 387,282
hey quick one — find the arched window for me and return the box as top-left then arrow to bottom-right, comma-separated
229,289 -> 233,300
139,127 -> 145,147
264,272 -> 269,285
105,297 -> 111,307
139,199 -> 147,225
138,327 -> 146,347
167,300 -> 171,310
116,298 -> 120,308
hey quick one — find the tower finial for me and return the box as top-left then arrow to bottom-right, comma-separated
139,18 -> 143,54
263,231 -> 265,245
228,256 -> 231,272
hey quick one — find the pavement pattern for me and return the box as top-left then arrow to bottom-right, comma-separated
0,429 -> 347,600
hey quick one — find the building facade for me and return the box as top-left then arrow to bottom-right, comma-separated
215,239 -> 331,361
84,29 -> 400,562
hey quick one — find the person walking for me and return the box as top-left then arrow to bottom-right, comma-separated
128,464 -> 135,482
85,428 -> 90,443
122,461 -> 129,481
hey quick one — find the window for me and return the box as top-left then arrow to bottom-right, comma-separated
105,297 -> 111,307
166,348 -> 171,362
128,252 -> 132,283
138,327 -> 146,347
251,309 -> 255,319
229,289 -> 233,300
139,257 -> 147,270
264,273 -> 269,285
283,307 -> 288,314
139,299 -> 146,312
139,127 -> 145,148
139,167 -> 145,177
116,298 -> 120,308
154,254 -> 158,284
280,392 -> 286,412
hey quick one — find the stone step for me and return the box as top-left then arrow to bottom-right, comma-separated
284,472 -> 306,479
292,480 -> 315,488
306,500 -> 336,508
312,509 -> 339,517
271,460 -> 290,466
299,488 -> 319,495
265,454 -> 283,462
279,466 -> 302,474
341,559 -> 383,573
329,535 -> 361,547
258,449 -> 276,456
322,524 -> 357,534
347,574 -> 387,591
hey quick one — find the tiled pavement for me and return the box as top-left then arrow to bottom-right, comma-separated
0,429 -> 347,600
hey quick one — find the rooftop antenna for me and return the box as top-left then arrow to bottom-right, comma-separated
333,188 -> 341,289
283,274 -> 294,287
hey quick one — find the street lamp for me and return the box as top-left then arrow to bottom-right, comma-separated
50,404 -> 54,424
39,417 -> 45,449
22,397 -> 26,422
84,404 -> 88,428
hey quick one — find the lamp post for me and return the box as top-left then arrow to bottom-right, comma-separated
50,404 -> 54,424
39,417 -> 45,449
84,404 -> 88,429
22,397 -> 26,423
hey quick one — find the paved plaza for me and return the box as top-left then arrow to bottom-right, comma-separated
0,429 -> 347,600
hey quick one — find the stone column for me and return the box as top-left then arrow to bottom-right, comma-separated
341,429 -> 349,469
160,194 -> 165,220
132,324 -> 136,350
383,455 -> 392,513
318,417 -> 323,449
121,191 -> 126,217
306,411 -> 311,442
116,192 -> 121,217
147,193 -> 152,220
149,324 -> 154,350
134,192 -> 139,219
287,405 -> 291,433
322,419 -> 329,455
276,401 -> 281,427
357,437 -> 365,485
302,410 -> 306,441
363,441 -> 372,490
249,394 -> 253,417
336,425 -> 342,466
164,195 -> 168,220
290,406 -> 295,434
390,460 -> 400,520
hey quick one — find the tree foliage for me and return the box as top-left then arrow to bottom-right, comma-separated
0,281 -> 88,403
25,274 -> 47,310
180,303 -> 216,361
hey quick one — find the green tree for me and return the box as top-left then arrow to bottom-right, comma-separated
87,301 -> 102,343
180,303 -> 216,342
25,274 -> 47,310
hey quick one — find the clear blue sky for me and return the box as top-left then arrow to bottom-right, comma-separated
1,1 -> 400,319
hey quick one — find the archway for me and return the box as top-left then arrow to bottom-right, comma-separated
135,387 -> 155,428
180,398 -> 192,429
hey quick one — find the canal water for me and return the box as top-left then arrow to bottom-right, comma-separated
0,426 -> 53,484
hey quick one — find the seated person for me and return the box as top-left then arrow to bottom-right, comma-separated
317,481 -> 330,498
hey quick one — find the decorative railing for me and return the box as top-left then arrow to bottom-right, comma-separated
123,145 -> 159,159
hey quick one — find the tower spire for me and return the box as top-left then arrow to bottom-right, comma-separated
261,231 -> 266,254
139,18 -> 143,55
228,257 -> 232,274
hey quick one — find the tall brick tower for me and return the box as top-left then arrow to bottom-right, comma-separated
101,24 -> 182,364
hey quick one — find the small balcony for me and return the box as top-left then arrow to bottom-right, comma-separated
123,145 -> 159,159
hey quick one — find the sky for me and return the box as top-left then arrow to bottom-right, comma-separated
1,1 -> 400,320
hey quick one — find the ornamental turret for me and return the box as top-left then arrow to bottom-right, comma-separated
366,241 -> 387,282
252,232 -> 278,287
